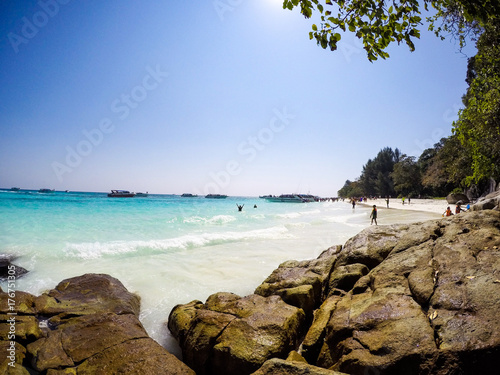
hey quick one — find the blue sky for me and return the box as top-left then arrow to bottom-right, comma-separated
0,1 -> 473,196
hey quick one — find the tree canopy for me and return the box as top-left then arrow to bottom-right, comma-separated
282,0 -> 500,61
281,1 -> 500,195
452,21 -> 500,184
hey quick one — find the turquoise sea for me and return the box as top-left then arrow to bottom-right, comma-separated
0,190 -> 439,354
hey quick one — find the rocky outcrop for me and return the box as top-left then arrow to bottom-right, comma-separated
446,193 -> 470,204
0,273 -> 194,374
254,245 -> 341,316
168,292 -> 306,375
472,190 -> 500,211
250,357 -> 348,375
169,210 -> 500,375
0,255 -> 28,280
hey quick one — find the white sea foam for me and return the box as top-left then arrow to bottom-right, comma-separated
183,215 -> 236,225
63,225 -> 292,259
276,212 -> 302,219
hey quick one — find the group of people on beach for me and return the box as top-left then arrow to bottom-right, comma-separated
443,202 -> 470,216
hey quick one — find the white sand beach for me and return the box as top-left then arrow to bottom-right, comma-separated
361,197 -> 456,214
356,197 -> 469,224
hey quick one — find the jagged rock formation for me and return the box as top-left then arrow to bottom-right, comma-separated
168,292 -> 306,375
169,210 -> 500,375
0,274 -> 194,374
0,255 -> 28,280
472,190 -> 500,211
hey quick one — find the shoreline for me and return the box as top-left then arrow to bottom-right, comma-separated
357,197 -> 456,216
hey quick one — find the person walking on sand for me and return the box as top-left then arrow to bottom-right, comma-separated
385,197 -> 389,208
370,205 -> 378,225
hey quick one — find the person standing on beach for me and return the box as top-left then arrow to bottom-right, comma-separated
370,205 -> 378,225
352,199 -> 356,209
385,197 -> 389,208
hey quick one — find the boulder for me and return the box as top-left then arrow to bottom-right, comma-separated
446,193 -> 469,204
0,290 -> 37,315
168,292 -> 307,375
76,338 -> 195,375
0,314 -> 43,342
472,190 -> 500,211
251,358 -> 349,375
0,255 -> 28,280
1,273 -> 195,374
300,296 -> 341,364
0,340 -> 30,375
254,246 -> 341,313
327,263 -> 369,297
314,210 -> 500,374
34,273 -> 141,316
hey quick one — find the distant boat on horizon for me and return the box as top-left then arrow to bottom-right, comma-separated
264,194 -> 317,203
10,187 -> 20,191
107,190 -> 136,198
39,188 -> 55,193
205,194 -> 227,199
135,192 -> 148,197
181,193 -> 198,197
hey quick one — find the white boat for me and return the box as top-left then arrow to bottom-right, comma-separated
264,194 -> 317,203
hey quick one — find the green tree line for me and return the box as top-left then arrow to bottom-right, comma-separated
337,142 -> 465,198
280,1 -> 499,197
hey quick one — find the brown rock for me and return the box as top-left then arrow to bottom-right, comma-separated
169,292 -> 306,375
0,290 -> 36,315
300,296 -> 340,363
0,315 -> 43,341
167,299 -> 204,346
327,263 -> 369,296
0,340 -> 30,375
251,358 -> 349,375
7,273 -> 196,374
314,210 -> 500,374
77,337 -> 195,375
254,246 -> 340,312
446,193 -> 469,204
35,273 -> 141,317
27,330 -> 75,371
